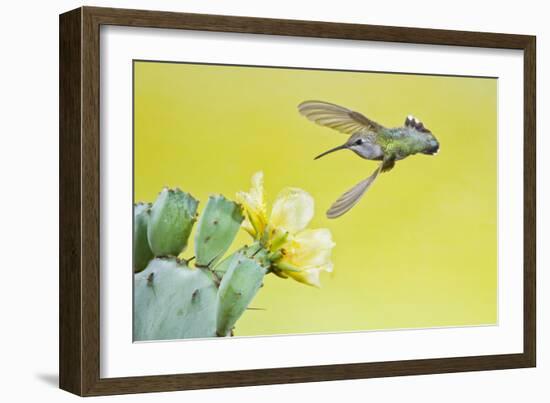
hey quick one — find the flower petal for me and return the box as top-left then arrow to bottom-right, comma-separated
270,188 -> 314,234
240,220 -> 256,237
236,171 -> 267,238
276,228 -> 335,287
284,228 -> 335,271
287,268 -> 323,288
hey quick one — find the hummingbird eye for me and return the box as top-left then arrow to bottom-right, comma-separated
355,139 -> 364,145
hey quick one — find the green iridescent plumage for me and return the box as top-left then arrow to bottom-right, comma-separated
378,126 -> 437,160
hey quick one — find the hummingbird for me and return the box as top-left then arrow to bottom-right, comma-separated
298,100 -> 440,218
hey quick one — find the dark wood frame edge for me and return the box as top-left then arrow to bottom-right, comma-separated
59,6 -> 536,396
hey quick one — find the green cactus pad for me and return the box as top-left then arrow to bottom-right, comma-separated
134,258 -> 218,341
133,203 -> 154,273
216,251 -> 268,336
195,195 -> 244,268
147,188 -> 198,257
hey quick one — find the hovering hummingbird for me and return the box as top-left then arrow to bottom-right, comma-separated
298,100 -> 440,218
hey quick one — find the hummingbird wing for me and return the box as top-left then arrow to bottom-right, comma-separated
298,100 -> 383,135
326,163 -> 383,219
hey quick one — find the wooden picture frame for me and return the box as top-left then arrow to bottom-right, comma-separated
59,6 -> 536,396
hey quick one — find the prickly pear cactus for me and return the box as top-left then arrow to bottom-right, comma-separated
147,188 -> 198,257
133,203 -> 153,273
134,258 -> 218,340
195,195 -> 243,268
133,187 -> 269,340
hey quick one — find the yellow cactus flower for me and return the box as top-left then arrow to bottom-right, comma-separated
236,171 -> 335,287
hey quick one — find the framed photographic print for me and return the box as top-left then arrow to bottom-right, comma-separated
59,6 -> 536,396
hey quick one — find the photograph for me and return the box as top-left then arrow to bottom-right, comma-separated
132,60 -> 497,341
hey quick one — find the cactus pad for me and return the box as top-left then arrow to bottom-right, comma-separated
216,251 -> 269,336
134,258 -> 218,340
195,195 -> 244,268
147,188 -> 198,257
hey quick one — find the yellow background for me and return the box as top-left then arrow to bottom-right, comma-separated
134,61 -> 497,336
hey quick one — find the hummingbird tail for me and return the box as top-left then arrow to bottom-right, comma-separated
326,164 -> 382,219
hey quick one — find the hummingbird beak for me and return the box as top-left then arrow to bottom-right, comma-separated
314,144 -> 348,160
